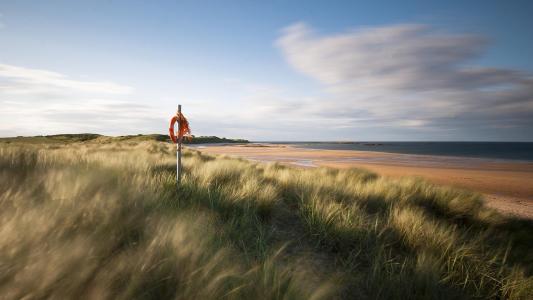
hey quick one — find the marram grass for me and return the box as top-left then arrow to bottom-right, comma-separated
0,139 -> 532,299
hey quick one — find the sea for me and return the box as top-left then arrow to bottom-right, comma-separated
264,142 -> 533,162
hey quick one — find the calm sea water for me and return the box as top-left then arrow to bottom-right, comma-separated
266,142 -> 533,162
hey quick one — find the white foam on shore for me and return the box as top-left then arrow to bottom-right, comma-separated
291,160 -> 317,167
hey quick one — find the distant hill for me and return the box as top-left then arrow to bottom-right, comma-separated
0,134 -> 102,144
184,135 -> 249,144
0,134 -> 249,144
108,134 -> 249,144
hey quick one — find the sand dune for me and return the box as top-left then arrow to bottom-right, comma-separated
199,144 -> 533,219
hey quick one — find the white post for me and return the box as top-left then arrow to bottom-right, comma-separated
177,104 -> 182,186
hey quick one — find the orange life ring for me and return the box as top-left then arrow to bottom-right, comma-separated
169,115 -> 178,143
169,112 -> 191,143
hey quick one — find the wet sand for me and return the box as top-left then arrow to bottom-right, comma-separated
197,144 -> 533,219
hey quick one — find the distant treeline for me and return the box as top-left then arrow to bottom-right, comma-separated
0,134 -> 249,144
184,135 -> 249,144
117,134 -> 249,144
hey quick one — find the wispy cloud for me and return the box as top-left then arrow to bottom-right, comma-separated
0,63 -> 162,136
0,64 -> 133,94
276,23 -> 533,139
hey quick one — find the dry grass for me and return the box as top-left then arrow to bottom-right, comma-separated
0,138 -> 532,299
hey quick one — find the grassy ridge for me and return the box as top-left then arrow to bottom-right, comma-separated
0,139 -> 532,299
0,134 -> 249,144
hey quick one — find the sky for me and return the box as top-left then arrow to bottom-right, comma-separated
1,0 -> 532,141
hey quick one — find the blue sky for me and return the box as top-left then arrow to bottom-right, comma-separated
1,0 -> 532,141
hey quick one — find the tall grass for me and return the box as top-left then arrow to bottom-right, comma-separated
0,139 -> 532,299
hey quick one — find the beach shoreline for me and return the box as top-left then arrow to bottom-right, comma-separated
197,144 -> 533,219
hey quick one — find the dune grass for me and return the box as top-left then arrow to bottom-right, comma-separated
0,139 -> 532,299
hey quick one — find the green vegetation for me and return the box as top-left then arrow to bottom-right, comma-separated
0,134 -> 249,144
0,138 -> 532,299
105,134 -> 248,144
184,135 -> 249,144
0,133 -> 102,143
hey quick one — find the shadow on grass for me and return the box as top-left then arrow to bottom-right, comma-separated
146,149 -> 532,299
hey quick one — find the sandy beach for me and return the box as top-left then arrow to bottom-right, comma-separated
198,144 -> 533,219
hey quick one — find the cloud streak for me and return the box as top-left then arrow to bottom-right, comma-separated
276,23 -> 533,140
0,64 -> 133,94
0,63 -> 162,136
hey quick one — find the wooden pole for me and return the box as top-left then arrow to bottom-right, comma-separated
177,104 -> 182,186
